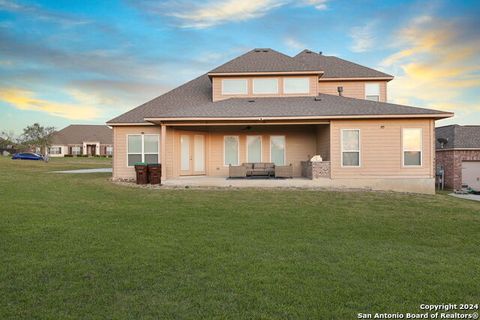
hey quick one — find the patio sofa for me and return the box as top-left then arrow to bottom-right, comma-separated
229,163 -> 292,179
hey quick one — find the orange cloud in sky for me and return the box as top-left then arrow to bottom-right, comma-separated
0,88 -> 102,120
380,15 -> 480,117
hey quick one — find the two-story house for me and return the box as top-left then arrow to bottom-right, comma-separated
107,48 -> 453,193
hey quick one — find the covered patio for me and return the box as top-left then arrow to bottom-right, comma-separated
151,119 -> 332,180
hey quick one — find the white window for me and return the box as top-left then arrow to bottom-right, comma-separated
222,79 -> 247,95
284,78 -> 309,94
365,83 -> 380,101
224,136 -> 239,166
270,136 -> 285,165
341,129 -> 360,167
247,136 -> 262,163
106,146 -> 113,156
253,78 -> 278,94
72,146 -> 81,155
403,128 -> 422,166
49,146 -> 61,154
127,134 -> 159,166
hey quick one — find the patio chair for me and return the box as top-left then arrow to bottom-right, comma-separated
229,164 -> 247,178
275,164 -> 293,178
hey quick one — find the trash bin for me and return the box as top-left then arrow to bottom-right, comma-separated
134,162 -> 148,184
148,163 -> 161,185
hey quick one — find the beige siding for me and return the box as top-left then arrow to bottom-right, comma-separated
113,126 -> 316,179
212,75 -> 318,102
330,119 -> 435,179
317,80 -> 387,102
113,120 -> 436,182
112,126 -> 161,179
316,124 -> 330,161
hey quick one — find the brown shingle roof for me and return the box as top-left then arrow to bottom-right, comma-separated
51,125 -> 112,145
107,74 -> 451,124
209,48 -> 322,74
436,125 -> 480,149
294,49 -> 393,78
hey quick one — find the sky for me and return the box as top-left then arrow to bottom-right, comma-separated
1,0 -> 480,133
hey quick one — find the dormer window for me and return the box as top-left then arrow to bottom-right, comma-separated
253,78 -> 278,94
365,83 -> 380,101
284,78 -> 309,94
222,79 -> 248,95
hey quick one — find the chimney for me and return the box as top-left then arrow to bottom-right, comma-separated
337,86 -> 343,96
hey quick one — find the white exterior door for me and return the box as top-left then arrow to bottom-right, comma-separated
180,133 -> 206,175
462,161 -> 480,190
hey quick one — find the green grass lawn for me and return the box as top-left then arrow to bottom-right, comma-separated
1,156 -> 479,319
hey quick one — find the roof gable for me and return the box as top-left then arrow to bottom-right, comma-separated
295,49 -> 393,79
209,48 -> 321,74
51,125 -> 112,145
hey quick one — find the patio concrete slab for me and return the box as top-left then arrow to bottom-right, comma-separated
163,176 -> 325,189
449,193 -> 480,202
54,168 -> 112,174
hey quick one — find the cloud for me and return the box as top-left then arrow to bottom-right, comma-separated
284,37 -> 306,50
133,0 -> 328,28
350,22 -> 376,53
169,0 -> 284,28
301,0 -> 328,10
380,15 -> 480,116
0,88 -> 102,120
0,0 -> 91,27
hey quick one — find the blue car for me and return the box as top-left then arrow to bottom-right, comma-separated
12,152 -> 44,160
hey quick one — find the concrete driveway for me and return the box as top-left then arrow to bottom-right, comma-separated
449,193 -> 480,202
53,168 -> 112,174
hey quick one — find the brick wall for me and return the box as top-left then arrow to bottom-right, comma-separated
436,150 -> 480,190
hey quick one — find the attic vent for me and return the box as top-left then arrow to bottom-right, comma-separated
254,49 -> 262,52
437,137 -> 448,148
314,96 -> 322,101
262,49 -> 268,52
248,99 -> 255,103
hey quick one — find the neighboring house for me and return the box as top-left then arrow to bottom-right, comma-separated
0,137 -> 16,155
107,48 -> 453,194
48,125 -> 113,157
435,125 -> 480,190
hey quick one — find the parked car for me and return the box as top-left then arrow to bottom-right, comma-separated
11,153 -> 44,160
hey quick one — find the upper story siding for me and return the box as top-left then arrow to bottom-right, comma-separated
317,80 -> 388,102
212,75 -> 318,102
212,75 -> 388,102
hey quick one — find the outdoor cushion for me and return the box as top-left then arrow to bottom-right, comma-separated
243,163 -> 254,169
254,163 -> 265,169
265,163 -> 275,169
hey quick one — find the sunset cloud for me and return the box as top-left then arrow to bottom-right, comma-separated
137,0 -> 328,28
0,88 -> 102,120
381,15 -> 480,114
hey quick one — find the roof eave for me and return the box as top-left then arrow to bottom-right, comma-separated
144,113 -> 454,123
208,70 -> 324,77
318,76 -> 394,81
106,122 -> 156,126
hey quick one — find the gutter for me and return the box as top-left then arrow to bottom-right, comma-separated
143,113 -> 454,123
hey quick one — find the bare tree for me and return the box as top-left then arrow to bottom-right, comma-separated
0,130 -> 18,148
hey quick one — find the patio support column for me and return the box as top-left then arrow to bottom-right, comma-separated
161,123 -> 167,180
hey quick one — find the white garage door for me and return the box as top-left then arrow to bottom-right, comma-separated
462,161 -> 480,190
